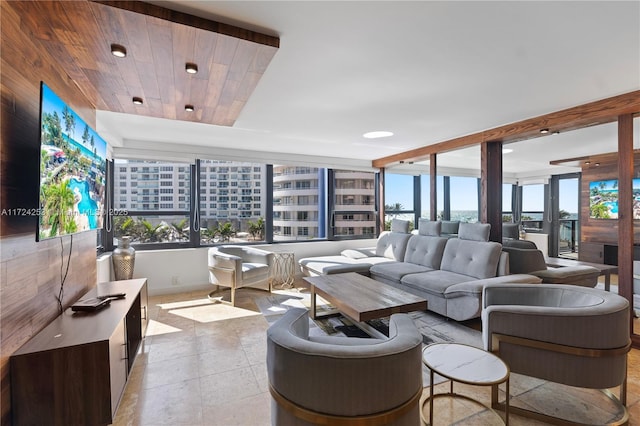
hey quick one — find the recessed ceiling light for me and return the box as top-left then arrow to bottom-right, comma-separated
585,161 -> 591,165
132,97 -> 143,105
185,63 -> 198,74
185,105 -> 194,112
363,131 -> 393,139
540,128 -> 550,134
111,44 -> 127,58
502,148 -> 513,154
552,131 -> 560,135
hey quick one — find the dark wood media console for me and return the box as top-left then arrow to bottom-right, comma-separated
11,279 -> 148,425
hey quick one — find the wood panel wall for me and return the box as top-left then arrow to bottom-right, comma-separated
580,151 -> 640,245
1,2 -> 98,424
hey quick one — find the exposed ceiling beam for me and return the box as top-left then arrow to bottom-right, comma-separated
372,90 -> 640,169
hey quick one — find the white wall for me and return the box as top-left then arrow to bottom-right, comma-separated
97,239 -> 377,296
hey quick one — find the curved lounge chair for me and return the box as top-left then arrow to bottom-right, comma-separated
266,307 -> 423,426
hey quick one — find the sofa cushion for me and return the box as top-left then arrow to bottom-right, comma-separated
376,231 -> 412,261
400,270 -> 472,296
403,234 -> 448,269
440,238 -> 502,279
502,223 -> 520,240
502,246 -> 548,274
340,248 -> 376,259
242,262 -> 270,281
418,219 -> 441,236
502,239 -> 538,250
458,222 -> 491,241
299,256 -> 371,275
370,261 -> 434,283
390,219 -> 410,233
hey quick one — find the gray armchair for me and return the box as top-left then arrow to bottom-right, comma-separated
502,246 -> 600,287
482,283 -> 631,424
267,307 -> 423,425
207,245 -> 273,306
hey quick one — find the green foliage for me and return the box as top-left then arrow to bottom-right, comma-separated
171,218 -> 190,240
502,215 -> 513,222
215,222 -> 236,242
42,179 -> 76,237
200,227 -> 217,244
248,217 -> 265,240
384,202 -> 404,211
42,111 -> 64,148
590,203 -> 610,219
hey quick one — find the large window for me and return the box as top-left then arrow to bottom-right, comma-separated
449,176 -> 479,223
112,159 -> 191,245
384,173 -> 415,228
332,170 -> 376,238
521,183 -> 545,230
273,165 -> 325,241
199,160 -> 267,244
502,183 -> 513,220
111,159 -> 501,249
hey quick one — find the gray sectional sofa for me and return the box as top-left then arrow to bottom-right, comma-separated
298,219 -> 412,276
299,219 -> 542,321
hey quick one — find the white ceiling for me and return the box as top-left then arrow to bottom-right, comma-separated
97,1 -> 640,177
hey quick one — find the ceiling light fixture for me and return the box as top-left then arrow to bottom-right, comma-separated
132,97 -> 143,105
111,44 -> 127,58
363,131 -> 393,139
585,161 -> 591,165
552,131 -> 560,135
185,104 -> 194,112
540,128 -> 550,134
185,63 -> 198,74
595,162 -> 600,167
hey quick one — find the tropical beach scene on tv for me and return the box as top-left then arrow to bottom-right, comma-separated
38,83 -> 107,240
589,179 -> 640,220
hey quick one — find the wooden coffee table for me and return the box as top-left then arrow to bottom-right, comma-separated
303,272 -> 427,337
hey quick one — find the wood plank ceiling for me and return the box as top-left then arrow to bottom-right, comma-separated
11,0 -> 279,127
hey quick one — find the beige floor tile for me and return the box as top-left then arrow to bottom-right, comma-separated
134,378 -> 203,426
140,354 -> 201,390
197,346 -> 251,377
115,289 -> 640,426
145,337 -> 200,364
201,392 -> 271,426
200,366 -> 263,405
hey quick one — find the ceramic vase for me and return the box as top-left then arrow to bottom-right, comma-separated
112,236 -> 136,280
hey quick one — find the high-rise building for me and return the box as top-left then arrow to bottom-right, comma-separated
114,161 -> 375,241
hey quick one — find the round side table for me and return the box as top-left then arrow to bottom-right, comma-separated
421,343 -> 510,425
271,252 -> 296,289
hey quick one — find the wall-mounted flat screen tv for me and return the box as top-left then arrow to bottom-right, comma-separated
589,178 -> 640,220
589,179 -> 618,219
38,82 -> 107,241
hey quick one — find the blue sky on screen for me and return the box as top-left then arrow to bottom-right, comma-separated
41,83 -> 107,160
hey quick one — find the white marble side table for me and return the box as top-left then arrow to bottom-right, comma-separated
271,252 -> 296,289
421,343 -> 510,425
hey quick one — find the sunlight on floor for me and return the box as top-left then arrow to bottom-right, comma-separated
145,319 -> 183,337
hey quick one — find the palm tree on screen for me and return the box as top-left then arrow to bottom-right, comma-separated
43,180 -> 76,237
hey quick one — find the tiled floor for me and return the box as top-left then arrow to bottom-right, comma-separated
113,282 -> 640,426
